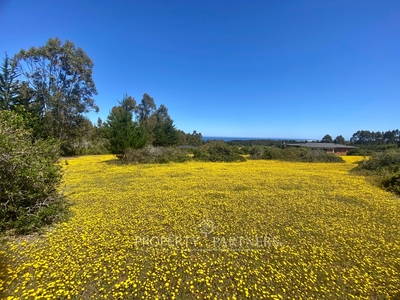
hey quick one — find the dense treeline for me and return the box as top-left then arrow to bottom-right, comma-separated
319,132 -> 400,146
0,38 -> 202,157
350,130 -> 400,145
228,131 -> 400,149
319,132 -> 399,155
228,132 -> 399,156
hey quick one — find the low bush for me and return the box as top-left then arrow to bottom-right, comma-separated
352,150 -> 400,196
0,110 -> 68,234
347,148 -> 373,156
249,146 -> 344,163
354,150 -> 400,173
248,145 -> 265,159
121,146 -> 190,164
380,172 -> 400,196
193,141 -> 246,162
301,149 -> 344,162
262,147 -> 285,160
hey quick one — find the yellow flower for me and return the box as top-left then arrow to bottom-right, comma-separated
1,155 -> 399,299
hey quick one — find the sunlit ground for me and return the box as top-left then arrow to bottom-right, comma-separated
1,155 -> 399,299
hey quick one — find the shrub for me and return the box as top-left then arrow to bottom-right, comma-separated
248,146 -> 265,159
262,147 -> 284,160
300,149 -> 344,163
240,146 -> 251,154
0,110 -> 68,234
193,141 -> 246,162
121,146 -> 190,164
380,172 -> 400,196
352,150 -> 400,196
347,148 -> 373,156
355,150 -> 400,173
249,146 -> 344,163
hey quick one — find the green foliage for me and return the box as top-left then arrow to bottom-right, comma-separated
105,95 -> 146,154
230,145 -> 249,155
193,141 -> 246,162
2,38 -> 202,157
152,104 -> 179,147
0,110 -> 68,234
0,53 -> 20,110
355,150 -> 400,173
153,118 -> 179,147
350,129 -> 400,145
347,148 -> 372,156
301,149 -> 345,162
262,147 -> 285,160
105,93 -> 183,150
249,146 -> 344,163
242,146 -> 251,154
71,118 -> 110,155
135,93 -> 157,143
347,143 -> 398,156
121,146 -> 189,164
248,145 -> 265,158
334,135 -> 345,144
376,144 -> 399,151
15,38 -> 99,155
135,93 -> 156,123
352,150 -> 400,196
380,172 -> 400,196
321,134 -> 333,143
178,130 -> 204,146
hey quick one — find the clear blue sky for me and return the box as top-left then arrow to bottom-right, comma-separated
1,0 -> 399,140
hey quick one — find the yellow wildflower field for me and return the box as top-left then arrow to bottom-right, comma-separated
1,155 -> 400,299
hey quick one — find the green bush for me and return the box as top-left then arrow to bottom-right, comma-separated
240,146 -> 251,154
0,110 -> 68,234
347,148 -> 373,156
380,172 -> 400,196
193,141 -> 246,162
300,149 -> 344,163
355,150 -> 400,173
122,146 -> 190,164
352,150 -> 400,196
249,146 -> 344,163
262,147 -> 285,160
248,145 -> 265,159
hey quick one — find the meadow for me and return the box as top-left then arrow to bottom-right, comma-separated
1,155 -> 400,299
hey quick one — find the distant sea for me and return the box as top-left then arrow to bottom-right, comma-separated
202,136 -> 307,142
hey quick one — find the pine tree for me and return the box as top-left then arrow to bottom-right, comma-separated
0,53 -> 20,110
